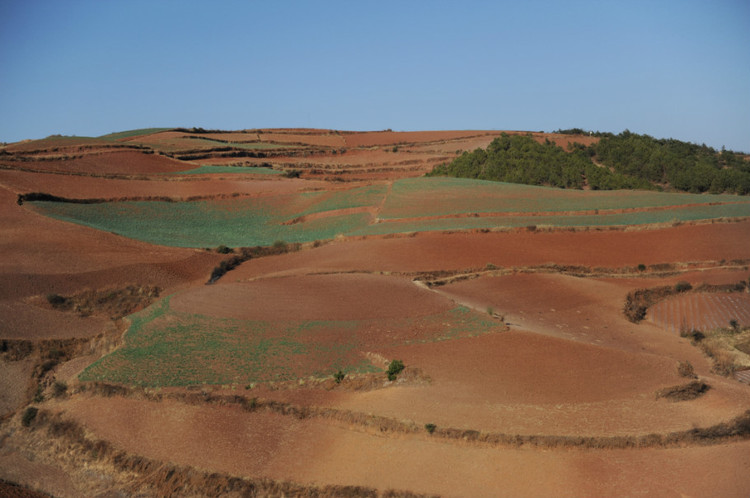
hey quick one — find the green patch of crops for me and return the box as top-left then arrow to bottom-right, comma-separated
379,178 -> 747,219
79,297 -> 502,387
29,198 -> 373,247
298,184 -> 387,216
174,165 -> 282,175
351,202 -> 750,236
26,177 -> 750,248
100,128 -> 172,140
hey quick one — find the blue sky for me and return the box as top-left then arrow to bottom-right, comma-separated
1,0 -> 749,151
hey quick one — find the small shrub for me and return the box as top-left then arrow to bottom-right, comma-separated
425,423 -> 437,434
46,293 -> 67,306
386,360 -> 405,381
283,170 -> 301,178
215,245 -> 233,254
273,240 -> 288,252
637,264 -> 646,272
32,386 -> 44,403
46,293 -> 71,310
485,263 -> 497,270
729,319 -> 740,332
334,370 -> 345,384
681,329 -> 705,342
52,380 -> 67,397
22,407 -> 38,427
675,281 -> 692,293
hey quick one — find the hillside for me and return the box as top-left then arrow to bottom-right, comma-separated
1,128 -> 750,497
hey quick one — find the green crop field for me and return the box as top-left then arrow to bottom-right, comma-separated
29,197 -> 373,247
379,178 -> 749,219
298,184 -> 387,216
351,202 -> 750,236
79,295 -> 502,387
100,128 -> 173,140
27,178 -> 750,248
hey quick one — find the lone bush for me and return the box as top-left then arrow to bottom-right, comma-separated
334,370 -> 345,384
22,407 -> 38,427
386,360 -> 405,381
425,423 -> 437,434
675,281 -> 692,293
52,380 -> 68,397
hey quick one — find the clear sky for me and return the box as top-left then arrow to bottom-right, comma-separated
1,0 -> 749,151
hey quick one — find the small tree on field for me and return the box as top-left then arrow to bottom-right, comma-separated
387,360 -> 405,381
334,370 -> 345,383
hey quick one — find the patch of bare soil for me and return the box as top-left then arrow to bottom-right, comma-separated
0,168 -> 330,199
0,150 -> 188,175
23,396 -> 750,498
331,331 -> 750,437
173,273 -> 452,321
0,358 -> 34,417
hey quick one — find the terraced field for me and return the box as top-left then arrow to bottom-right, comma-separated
27,177 -> 750,247
174,165 -> 284,175
80,275 -> 503,387
4,128 -> 750,498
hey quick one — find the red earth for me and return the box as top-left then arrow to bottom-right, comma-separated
1,129 -> 749,497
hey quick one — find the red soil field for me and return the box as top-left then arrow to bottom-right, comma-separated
341,130 -> 503,148
3,136 -> 113,153
54,395 -> 750,497
232,221 -> 750,280
258,131 -> 346,147
0,150 -> 188,175
0,168 -> 329,199
172,273 -> 450,321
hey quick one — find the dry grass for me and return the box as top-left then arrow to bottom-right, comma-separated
45,285 -> 160,320
677,360 -> 697,379
689,327 -> 750,376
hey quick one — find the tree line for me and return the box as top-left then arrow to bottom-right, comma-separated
427,131 -> 750,194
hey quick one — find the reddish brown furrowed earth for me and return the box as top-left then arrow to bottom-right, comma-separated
0,150 -> 188,175
230,221 -> 750,280
2,128 -> 749,498
650,293 -> 750,333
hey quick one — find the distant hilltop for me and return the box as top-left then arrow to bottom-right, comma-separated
2,127 -> 747,194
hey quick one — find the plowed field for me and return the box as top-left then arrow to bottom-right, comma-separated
650,293 -> 750,333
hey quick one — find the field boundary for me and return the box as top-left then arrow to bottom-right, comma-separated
66,384 -> 750,450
